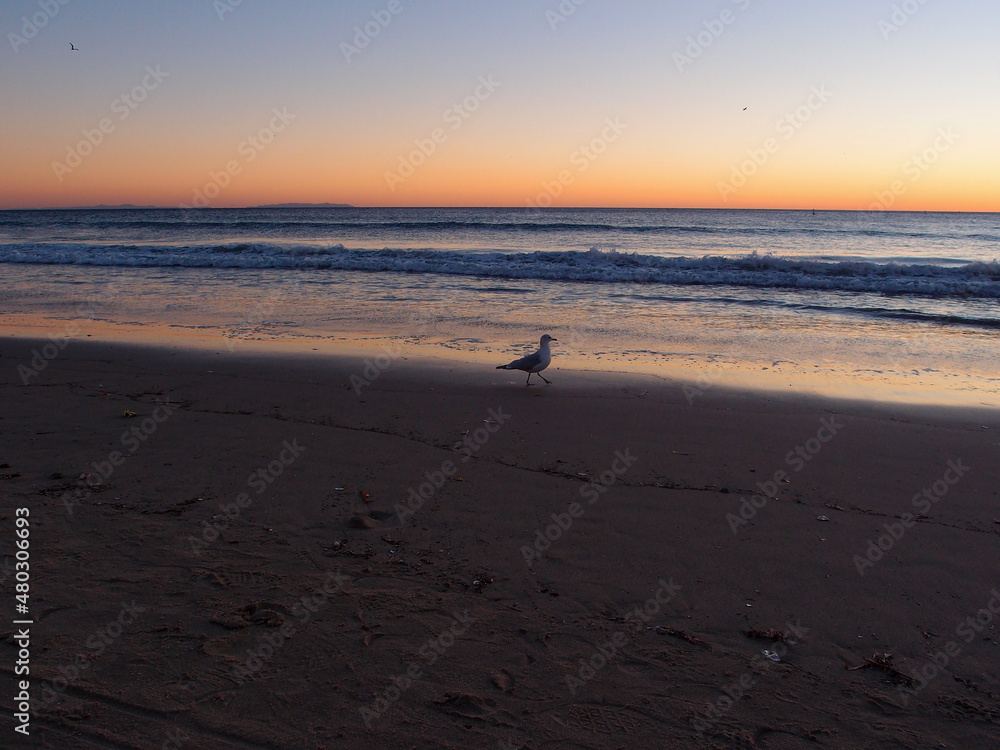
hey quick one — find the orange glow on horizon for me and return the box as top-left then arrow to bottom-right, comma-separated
2,136 -> 998,212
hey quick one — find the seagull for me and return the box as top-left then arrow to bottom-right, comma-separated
496,334 -> 557,386
70,43 -> 78,51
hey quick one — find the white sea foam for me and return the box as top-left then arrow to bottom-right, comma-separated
2,242 -> 998,300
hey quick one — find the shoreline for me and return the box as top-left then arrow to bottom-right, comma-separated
5,317 -> 999,411
2,256 -> 1000,410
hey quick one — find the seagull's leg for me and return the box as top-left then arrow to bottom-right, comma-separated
539,373 -> 551,385
526,372 -> 535,386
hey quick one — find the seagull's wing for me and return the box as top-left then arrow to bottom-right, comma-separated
505,351 -> 542,371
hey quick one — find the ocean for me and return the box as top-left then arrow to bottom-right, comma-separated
2,207 -> 999,404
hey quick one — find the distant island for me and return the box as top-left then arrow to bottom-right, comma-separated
65,204 -> 160,210
253,203 -> 354,209
27,202 -> 356,210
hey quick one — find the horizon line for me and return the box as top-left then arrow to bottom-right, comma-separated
3,205 -> 998,215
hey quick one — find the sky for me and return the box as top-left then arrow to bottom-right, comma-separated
1,0 -> 999,210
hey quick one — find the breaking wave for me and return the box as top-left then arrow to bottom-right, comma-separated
2,242 -> 999,299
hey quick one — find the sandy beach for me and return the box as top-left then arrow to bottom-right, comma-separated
2,335 -> 999,748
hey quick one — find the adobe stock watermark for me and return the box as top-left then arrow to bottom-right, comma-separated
399,306 -> 439,340
878,0 -> 932,40
546,0 -> 587,31
521,448 -> 638,566
52,66 -> 169,182
682,366 -> 723,405
566,577 -> 682,696
341,0 -> 414,63
853,458 -> 969,576
28,601 -> 146,718
232,569 -> 351,684
62,398 -> 178,515
212,0 -> 244,22
525,117 -> 627,211
865,128 -> 959,211
223,287 -> 294,352
18,325 -> 78,384
385,75 -> 501,192
7,0 -> 72,53
895,588 -> 1000,707
360,610 -> 477,727
17,283 -> 122,383
691,618 -> 809,739
185,438 -> 306,555
557,309 -> 611,355
180,107 -> 294,208
717,85 -> 833,200
349,308 -> 439,393
673,0 -> 752,73
160,727 -> 190,750
395,406 -> 512,523
727,416 -> 844,534
349,344 -> 402,395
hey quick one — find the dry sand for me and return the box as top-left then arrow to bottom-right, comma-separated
1,336 -> 999,749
